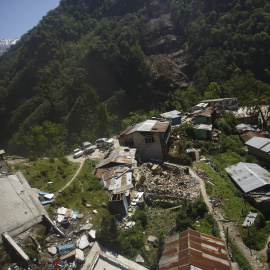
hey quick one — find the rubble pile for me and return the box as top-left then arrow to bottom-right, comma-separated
139,162 -> 200,202
8,207 -> 100,270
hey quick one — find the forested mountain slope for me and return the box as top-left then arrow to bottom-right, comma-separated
0,0 -> 269,156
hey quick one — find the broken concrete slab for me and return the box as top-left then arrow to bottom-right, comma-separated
80,223 -> 93,232
48,246 -> 57,255
89,230 -> 96,240
2,233 -> 29,262
136,254 -> 144,264
75,249 -> 85,261
76,235 -> 89,250
0,173 -> 47,243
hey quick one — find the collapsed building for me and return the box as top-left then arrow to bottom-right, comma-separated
138,162 -> 200,205
0,172 -> 64,264
82,242 -> 147,270
95,147 -> 137,215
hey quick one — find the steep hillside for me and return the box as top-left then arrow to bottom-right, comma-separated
0,0 -> 269,156
0,38 -> 20,56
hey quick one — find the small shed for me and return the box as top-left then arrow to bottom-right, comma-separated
160,110 -> 181,125
195,124 -> 212,139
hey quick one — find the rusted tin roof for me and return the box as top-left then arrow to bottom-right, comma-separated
119,120 -> 170,136
245,137 -> 270,154
225,162 -> 270,193
240,131 -> 265,143
194,107 -> 215,118
159,229 -> 231,270
96,147 -> 137,169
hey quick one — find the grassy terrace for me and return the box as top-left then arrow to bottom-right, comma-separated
194,150 -> 270,251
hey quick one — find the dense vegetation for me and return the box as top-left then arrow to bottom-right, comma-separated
0,0 -> 270,156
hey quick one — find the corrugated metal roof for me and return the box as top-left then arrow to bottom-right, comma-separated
240,131 -> 265,143
245,137 -> 270,154
159,229 -> 230,270
108,171 -> 133,192
119,120 -> 170,136
160,110 -> 181,119
194,107 -> 215,118
225,162 -> 270,193
95,165 -> 129,181
96,147 -> 136,169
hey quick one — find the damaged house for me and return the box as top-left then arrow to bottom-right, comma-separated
117,120 -> 171,162
95,147 -> 137,215
225,162 -> 270,210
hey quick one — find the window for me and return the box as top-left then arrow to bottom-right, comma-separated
124,139 -> 134,147
145,136 -> 154,143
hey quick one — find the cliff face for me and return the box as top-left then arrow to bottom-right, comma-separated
144,0 -> 190,89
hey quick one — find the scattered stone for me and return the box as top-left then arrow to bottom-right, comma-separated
77,213 -> 84,219
75,249 -> 85,261
45,236 -> 52,242
148,235 -> 158,247
90,242 -> 95,247
145,245 -> 150,252
102,202 -> 107,208
93,210 -> 98,214
86,204 -> 91,208
73,229 -> 80,235
76,235 -> 89,250
80,223 -> 93,231
135,254 -> 144,264
48,246 -> 57,255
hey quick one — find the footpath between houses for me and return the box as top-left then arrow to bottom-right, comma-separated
189,168 -> 266,270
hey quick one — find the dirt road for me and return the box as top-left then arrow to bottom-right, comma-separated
189,168 -> 267,270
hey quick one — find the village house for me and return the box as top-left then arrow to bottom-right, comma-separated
245,137 -> 270,165
225,162 -> 270,210
160,110 -> 181,125
194,107 -> 216,125
233,107 -> 258,124
159,229 -> 231,270
117,120 -> 171,162
195,124 -> 213,139
191,97 -> 238,112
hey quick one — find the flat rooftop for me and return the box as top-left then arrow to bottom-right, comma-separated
0,172 -> 46,243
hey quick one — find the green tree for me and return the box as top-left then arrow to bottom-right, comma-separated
203,82 -> 221,100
